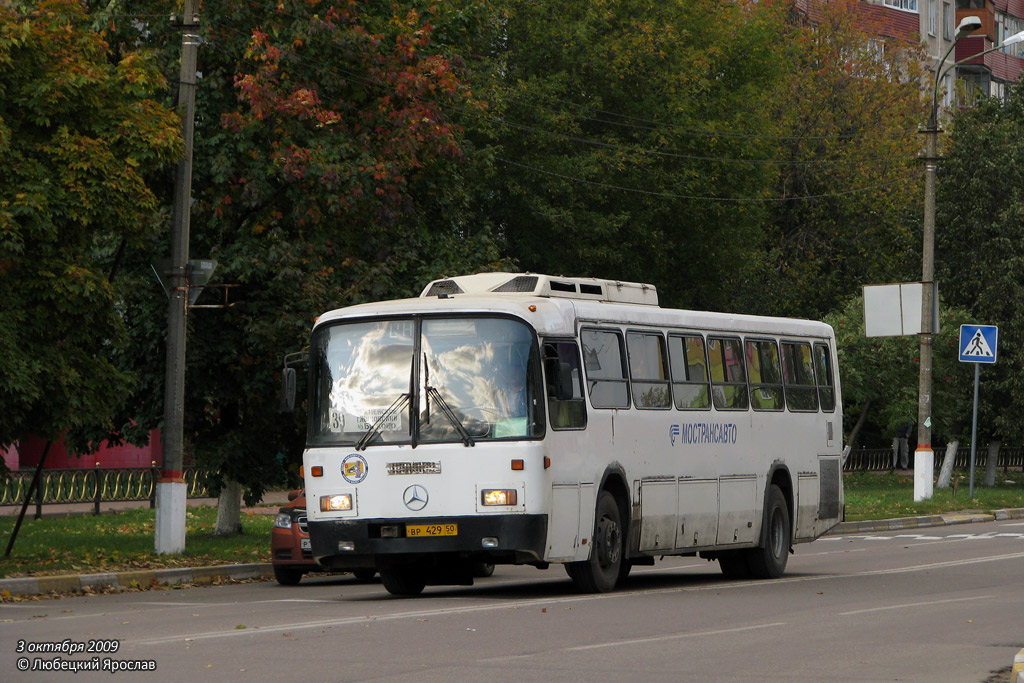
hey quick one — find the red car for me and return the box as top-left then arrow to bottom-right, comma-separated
270,490 -> 376,585
271,490 -> 494,585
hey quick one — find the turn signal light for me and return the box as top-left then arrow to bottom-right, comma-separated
482,489 -> 517,506
311,466 -> 324,477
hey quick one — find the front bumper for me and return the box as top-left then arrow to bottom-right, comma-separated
309,514 -> 548,568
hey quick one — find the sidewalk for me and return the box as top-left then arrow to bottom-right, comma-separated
0,490 -> 292,598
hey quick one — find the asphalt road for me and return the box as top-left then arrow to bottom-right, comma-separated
3,518 -> 1023,682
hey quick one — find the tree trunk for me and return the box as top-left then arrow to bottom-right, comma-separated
214,479 -> 243,535
936,440 -> 959,489
842,400 -> 871,467
982,440 -> 1000,487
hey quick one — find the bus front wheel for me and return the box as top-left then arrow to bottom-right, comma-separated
566,490 -> 623,593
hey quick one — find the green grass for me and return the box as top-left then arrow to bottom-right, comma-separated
843,469 -> 1024,522
1,470 -> 1022,580
0,506 -> 274,579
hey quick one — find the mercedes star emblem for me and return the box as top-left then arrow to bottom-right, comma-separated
403,484 -> 428,511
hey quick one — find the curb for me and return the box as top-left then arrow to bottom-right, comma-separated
829,507 -> 1024,535
0,563 -> 273,599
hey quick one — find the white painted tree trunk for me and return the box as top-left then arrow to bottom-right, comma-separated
214,479 -> 243,535
936,440 -> 959,489
983,440 -> 1001,487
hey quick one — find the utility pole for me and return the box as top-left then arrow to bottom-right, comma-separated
156,0 -> 200,554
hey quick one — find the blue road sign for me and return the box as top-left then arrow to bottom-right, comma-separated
959,324 -> 998,364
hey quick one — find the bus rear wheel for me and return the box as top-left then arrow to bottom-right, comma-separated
380,567 -> 426,596
746,484 -> 791,579
566,490 -> 623,593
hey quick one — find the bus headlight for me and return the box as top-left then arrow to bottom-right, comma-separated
320,493 -> 353,512
481,489 -> 517,506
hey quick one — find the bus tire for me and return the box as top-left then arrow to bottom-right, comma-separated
565,490 -> 623,593
379,567 -> 426,596
746,484 -> 790,579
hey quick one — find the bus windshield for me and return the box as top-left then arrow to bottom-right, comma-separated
309,316 -> 544,446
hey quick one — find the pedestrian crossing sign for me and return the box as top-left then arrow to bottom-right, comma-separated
959,324 -> 998,364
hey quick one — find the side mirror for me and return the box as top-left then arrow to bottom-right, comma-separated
280,367 -> 297,413
544,358 -> 574,401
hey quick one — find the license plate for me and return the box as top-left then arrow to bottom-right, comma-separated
406,523 -> 458,537
300,538 -> 311,550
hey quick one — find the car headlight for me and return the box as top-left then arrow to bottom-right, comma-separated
274,513 -> 293,529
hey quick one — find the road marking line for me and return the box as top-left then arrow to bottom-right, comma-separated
132,550 -> 1024,646
839,595 -> 994,616
564,622 -> 786,651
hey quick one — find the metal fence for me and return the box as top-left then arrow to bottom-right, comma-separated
844,446 -> 1024,472
2,448 -> 1022,516
0,466 -> 211,517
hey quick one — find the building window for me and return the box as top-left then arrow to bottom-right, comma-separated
955,0 -> 985,8
884,0 -> 919,10
929,0 -> 936,36
943,2 -> 952,40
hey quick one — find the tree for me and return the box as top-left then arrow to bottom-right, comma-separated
467,0 -> 789,311
825,295 -> 975,449
0,1 -> 182,458
96,1 -> 507,513
936,81 -> 1024,443
748,0 -> 928,319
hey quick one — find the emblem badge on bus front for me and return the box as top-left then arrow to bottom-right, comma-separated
341,453 -> 368,484
403,485 -> 429,511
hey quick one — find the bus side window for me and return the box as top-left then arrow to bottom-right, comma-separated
544,341 -> 587,429
813,343 -> 836,412
745,339 -> 784,411
668,334 -> 710,410
626,331 -> 671,409
581,328 -> 630,409
781,341 -> 818,412
707,336 -> 748,410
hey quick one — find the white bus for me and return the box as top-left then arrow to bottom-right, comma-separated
299,272 -> 843,595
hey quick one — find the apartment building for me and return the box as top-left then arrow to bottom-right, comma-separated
799,1 -> 1023,109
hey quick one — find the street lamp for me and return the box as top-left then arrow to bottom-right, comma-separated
915,17 -> 1024,501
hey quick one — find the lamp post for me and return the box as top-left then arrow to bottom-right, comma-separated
916,18 -> 1024,501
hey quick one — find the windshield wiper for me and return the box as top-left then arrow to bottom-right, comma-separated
426,386 -> 475,447
355,393 -> 410,451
